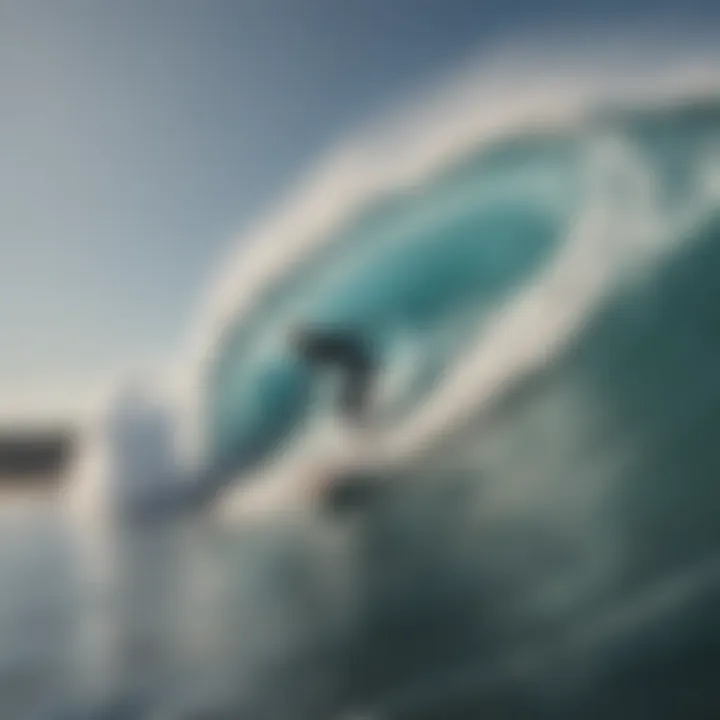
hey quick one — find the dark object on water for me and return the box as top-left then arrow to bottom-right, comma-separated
291,326 -> 376,420
0,428 -> 75,481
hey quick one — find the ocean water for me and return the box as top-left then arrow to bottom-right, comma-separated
5,78 -> 720,717
0,501 -> 359,719
197,88 -> 720,716
200,94 -> 720,487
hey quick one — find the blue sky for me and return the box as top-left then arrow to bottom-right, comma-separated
0,0 -> 718,422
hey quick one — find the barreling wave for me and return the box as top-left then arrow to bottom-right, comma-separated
185,59 -> 720,709
56,42 -> 720,718
179,48 -> 720,514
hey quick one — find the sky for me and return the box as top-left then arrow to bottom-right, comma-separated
1,0 -> 719,423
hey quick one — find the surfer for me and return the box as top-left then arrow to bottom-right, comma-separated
290,325 -> 376,422
290,325 -> 380,512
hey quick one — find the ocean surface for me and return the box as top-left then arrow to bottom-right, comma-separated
196,87 -> 720,716
0,498 -> 359,719
1,467 -> 719,720
6,75 -> 720,717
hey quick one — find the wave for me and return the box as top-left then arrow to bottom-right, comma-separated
180,52 -> 720,512
59,43 -> 720,717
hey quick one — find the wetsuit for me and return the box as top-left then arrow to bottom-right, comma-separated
291,327 -> 375,420
291,326 -> 379,512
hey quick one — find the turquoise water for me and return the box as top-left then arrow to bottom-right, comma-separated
202,98 -> 720,485
4,95 -> 720,718
199,93 -> 720,715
